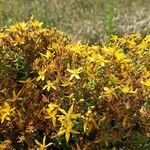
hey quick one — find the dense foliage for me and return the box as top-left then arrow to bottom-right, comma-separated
0,19 -> 150,149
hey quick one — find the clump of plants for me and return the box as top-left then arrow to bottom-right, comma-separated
0,19 -> 150,149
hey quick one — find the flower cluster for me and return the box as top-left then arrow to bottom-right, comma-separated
0,19 -> 149,149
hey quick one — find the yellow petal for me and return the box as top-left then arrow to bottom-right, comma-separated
65,130 -> 70,142
68,105 -> 74,116
66,69 -> 74,74
35,139 -> 42,147
58,108 -> 67,115
57,129 -> 66,136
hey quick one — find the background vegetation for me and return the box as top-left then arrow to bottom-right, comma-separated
0,0 -> 150,43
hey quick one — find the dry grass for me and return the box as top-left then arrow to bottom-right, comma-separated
0,0 -> 150,43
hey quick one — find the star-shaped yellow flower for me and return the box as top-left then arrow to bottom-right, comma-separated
141,79 -> 150,87
66,67 -> 82,80
35,135 -> 52,150
40,50 -> 54,59
45,103 -> 58,127
43,80 -> 57,91
120,85 -> 137,94
57,105 -> 81,142
0,102 -> 15,123
36,69 -> 47,81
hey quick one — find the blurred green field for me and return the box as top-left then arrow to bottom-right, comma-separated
0,0 -> 150,43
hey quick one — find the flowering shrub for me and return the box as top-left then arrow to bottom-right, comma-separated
0,19 -> 150,149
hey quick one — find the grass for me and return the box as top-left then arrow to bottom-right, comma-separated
105,3 -> 115,40
0,0 -> 150,43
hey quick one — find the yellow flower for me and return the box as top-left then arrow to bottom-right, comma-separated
36,69 -> 47,81
0,102 -> 15,123
0,140 -> 11,149
111,35 -> 118,42
128,40 -> 136,49
66,67 -> 82,80
19,78 -> 36,88
138,41 -> 148,50
57,124 -> 79,142
57,105 -> 80,142
8,22 -> 27,31
102,46 -> 115,55
13,35 -> 25,45
40,50 -> 54,59
43,80 -> 57,91
120,85 -> 137,94
141,79 -> 150,87
0,33 -> 7,39
142,67 -> 150,78
114,51 -> 130,63
88,53 -> 110,66
58,104 -> 80,120
45,103 -> 58,127
18,22 -> 27,30
31,20 -> 43,28
103,87 -> 117,100
66,44 -> 86,55
115,51 -> 126,60
82,109 -> 99,134
35,135 -> 52,150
